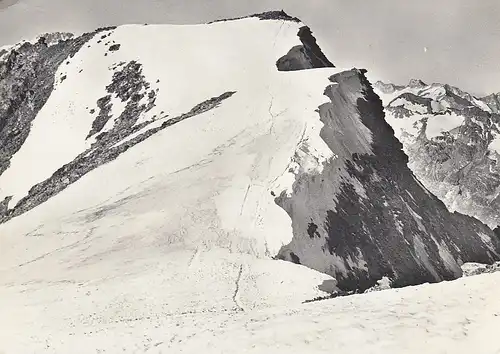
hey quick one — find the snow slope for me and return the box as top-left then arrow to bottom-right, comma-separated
2,268 -> 500,353
0,17 -> 344,255
0,19 -> 334,208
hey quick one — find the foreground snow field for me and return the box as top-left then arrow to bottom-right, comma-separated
1,271 -> 500,353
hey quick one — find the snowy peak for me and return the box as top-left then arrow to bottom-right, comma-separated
1,10 -> 500,353
481,92 -> 500,113
373,80 -> 404,94
408,78 -> 427,88
214,11 -> 335,72
0,14 -> 332,223
0,15 -> 347,312
374,79 -> 493,118
0,13 -> 499,307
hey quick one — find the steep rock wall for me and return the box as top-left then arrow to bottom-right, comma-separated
277,69 -> 500,291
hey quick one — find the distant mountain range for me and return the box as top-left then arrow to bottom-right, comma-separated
374,79 -> 500,231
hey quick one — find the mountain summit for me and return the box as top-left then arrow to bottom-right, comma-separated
408,78 -> 427,88
1,11 -> 499,352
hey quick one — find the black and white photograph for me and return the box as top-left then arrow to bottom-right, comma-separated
1,1 -> 499,353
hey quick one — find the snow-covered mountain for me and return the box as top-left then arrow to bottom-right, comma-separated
374,79 -> 500,230
1,10 -> 500,352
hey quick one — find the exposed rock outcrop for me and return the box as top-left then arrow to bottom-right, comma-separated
209,10 -> 301,24
0,32 -> 95,179
276,26 -> 334,71
277,70 -> 500,291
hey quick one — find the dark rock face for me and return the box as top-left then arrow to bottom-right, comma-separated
37,32 -> 74,46
87,95 -> 112,139
0,32 -> 95,179
276,26 -> 334,71
95,26 -> 118,32
462,261 -> 500,277
442,87 -> 475,109
254,10 -> 301,22
87,60 -> 157,143
276,69 -> 500,291
307,222 -> 319,238
0,195 -> 11,217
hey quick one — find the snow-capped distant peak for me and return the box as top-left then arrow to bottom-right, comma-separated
408,78 -> 427,88
480,92 -> 500,113
373,78 -> 495,114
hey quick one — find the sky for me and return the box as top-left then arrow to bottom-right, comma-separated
1,0 -> 499,95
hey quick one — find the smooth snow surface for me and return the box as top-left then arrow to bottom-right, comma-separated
491,132 -> 500,154
1,269 -> 500,352
384,110 -> 464,146
426,112 -> 464,138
